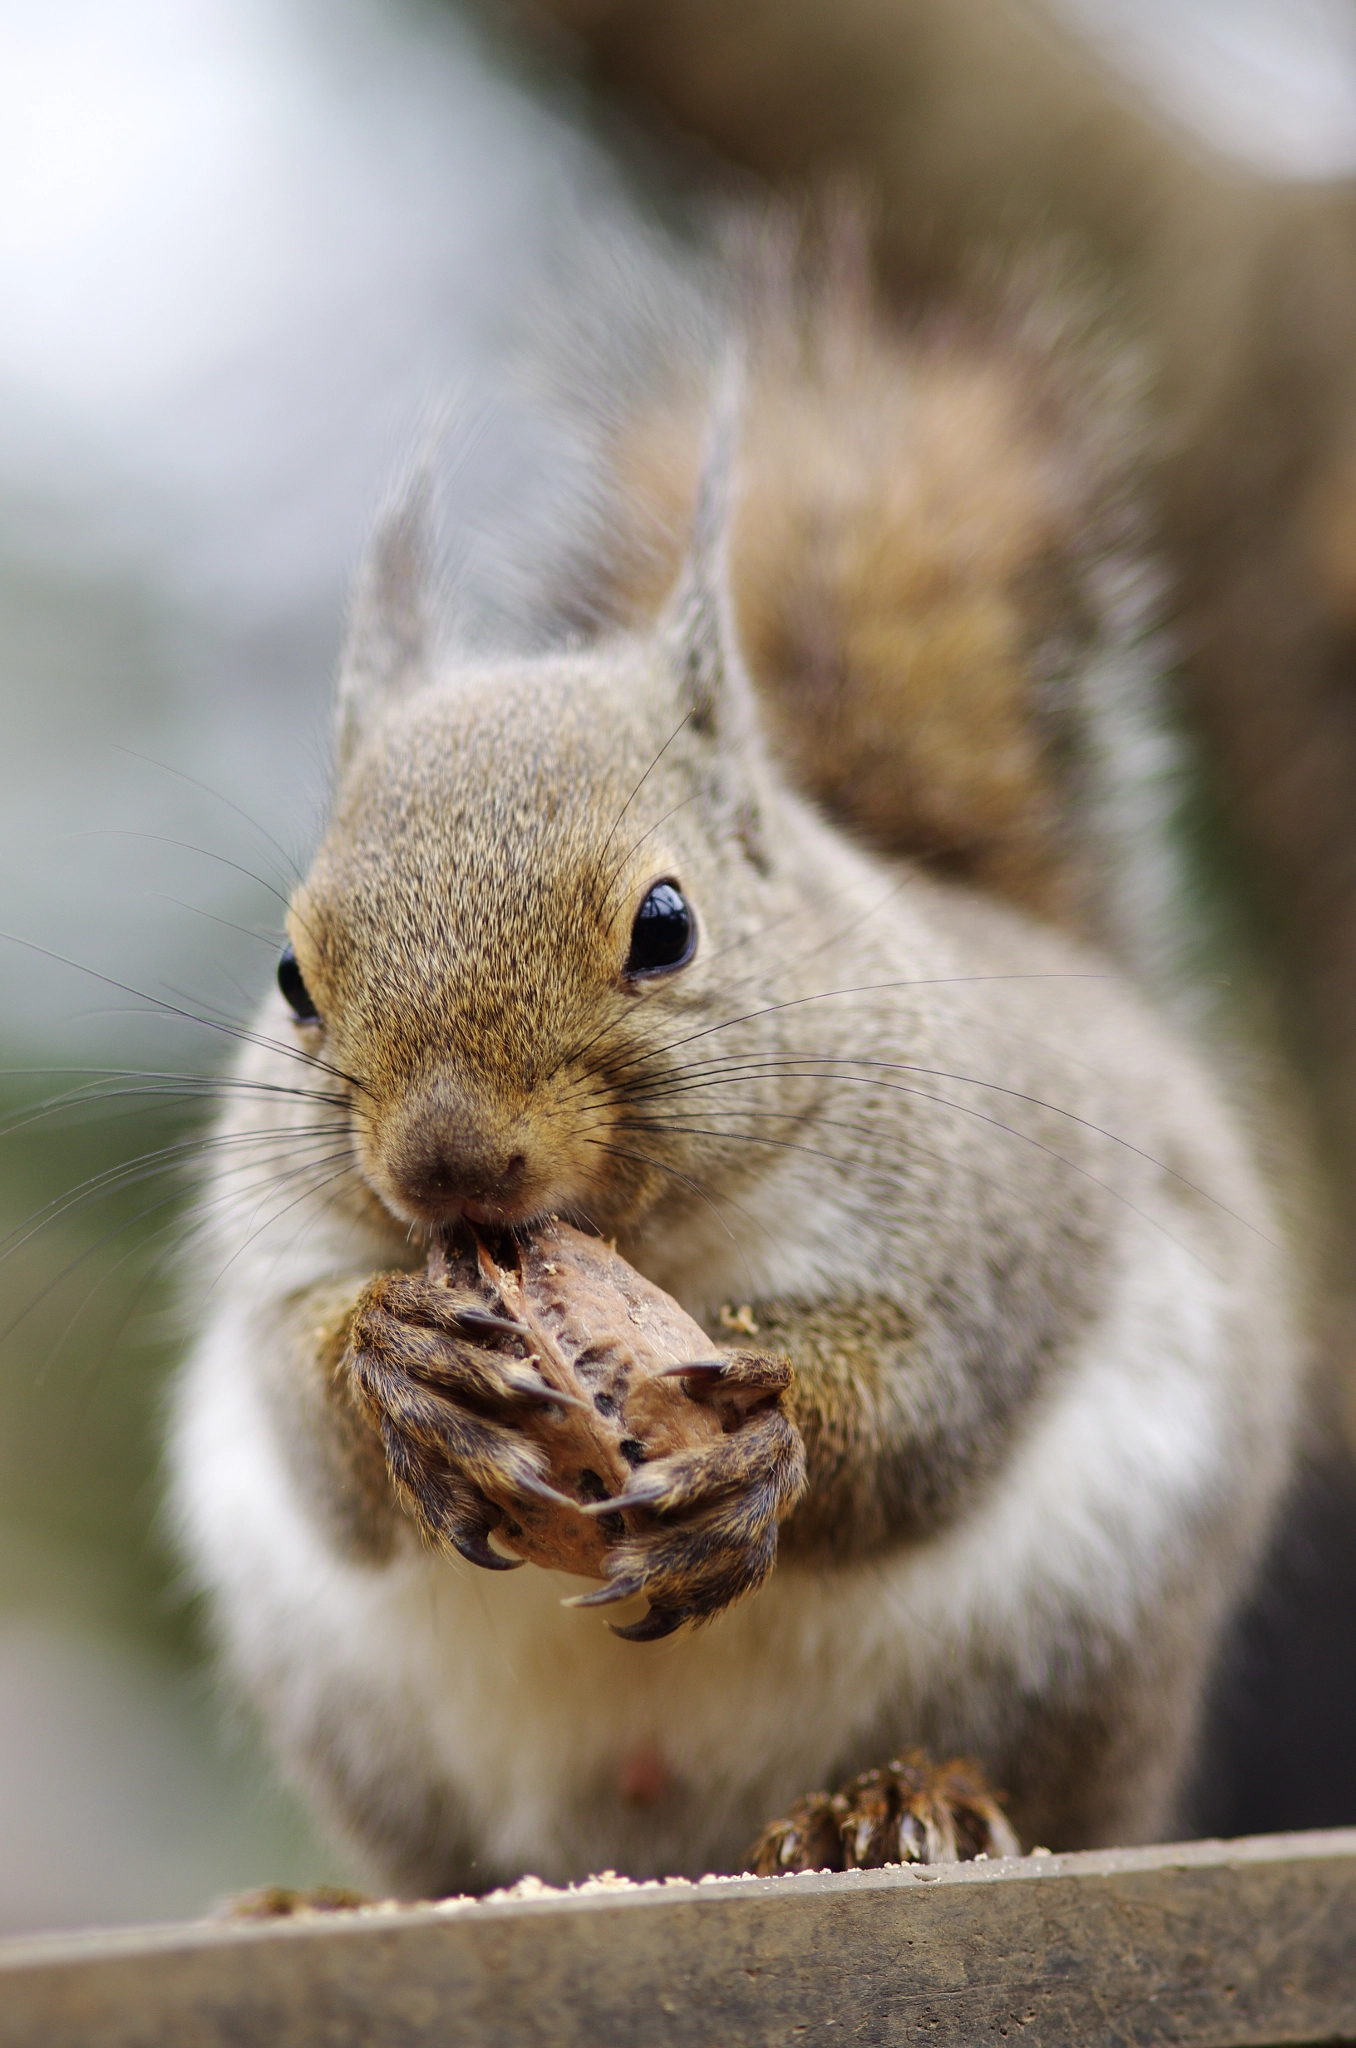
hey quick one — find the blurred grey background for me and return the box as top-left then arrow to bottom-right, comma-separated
2,0 -> 1355,1936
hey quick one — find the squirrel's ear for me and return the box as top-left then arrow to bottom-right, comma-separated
659,362 -> 757,745
334,471 -> 434,773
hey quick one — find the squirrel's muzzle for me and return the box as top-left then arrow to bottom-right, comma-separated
366,1081 -> 540,1229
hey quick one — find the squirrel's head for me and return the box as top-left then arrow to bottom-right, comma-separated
282,426 -> 811,1243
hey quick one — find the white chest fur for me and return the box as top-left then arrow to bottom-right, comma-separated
172,1199 -> 1255,1884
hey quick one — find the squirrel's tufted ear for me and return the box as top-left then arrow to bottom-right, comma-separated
658,362 -> 759,746
334,471 -> 434,773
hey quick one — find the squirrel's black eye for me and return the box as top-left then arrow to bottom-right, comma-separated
278,942 -> 319,1023
625,881 -> 695,978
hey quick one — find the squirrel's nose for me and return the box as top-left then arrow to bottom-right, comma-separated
378,1100 -> 533,1225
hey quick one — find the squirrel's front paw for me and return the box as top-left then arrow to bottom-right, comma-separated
570,1350 -> 807,1642
342,1270 -> 583,1571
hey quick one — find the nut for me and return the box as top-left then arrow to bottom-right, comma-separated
429,1222 -> 726,1576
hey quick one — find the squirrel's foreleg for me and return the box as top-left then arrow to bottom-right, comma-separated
260,1278 -> 402,1565
751,1292 -> 1040,1563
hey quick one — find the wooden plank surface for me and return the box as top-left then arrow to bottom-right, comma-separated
1,1829 -> 1354,2048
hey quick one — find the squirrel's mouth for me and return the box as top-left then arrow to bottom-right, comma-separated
457,1192 -> 539,1229
362,1154 -> 587,1237
369,1166 -> 648,1246
372,1184 -> 546,1235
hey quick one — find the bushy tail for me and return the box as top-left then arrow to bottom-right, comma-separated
568,211 -> 1175,966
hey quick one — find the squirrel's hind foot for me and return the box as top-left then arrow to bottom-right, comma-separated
745,1752 -> 1021,1875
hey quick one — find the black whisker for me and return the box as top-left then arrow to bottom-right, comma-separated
152,897 -> 285,949
0,1079 -> 350,1146
74,829 -> 300,922
3,1144 -> 356,1353
598,792 -> 703,909
607,1095 -> 1230,1275
113,745 -> 307,888
592,711 -> 693,884
193,1153 -> 368,1299
581,1139 -> 756,1284
0,930 -> 369,1096
0,1130 -> 349,1274
594,974 -> 1116,1088
599,1051 -> 1262,1241
704,872 -> 916,999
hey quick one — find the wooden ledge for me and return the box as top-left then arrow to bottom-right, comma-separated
2,1828 -> 1355,2047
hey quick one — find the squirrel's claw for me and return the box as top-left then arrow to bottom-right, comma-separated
662,1348 -> 794,1422
513,1470 -> 590,1514
562,1576 -> 691,1640
449,1307 -> 534,1342
379,1425 -> 520,1570
744,1754 -> 1021,1875
593,1400 -> 807,1631
449,1526 -> 524,1573
575,1471 -> 666,1515
661,1351 -> 791,1387
563,1574 -> 646,1609
350,1273 -> 591,1421
607,1411 -> 801,1519
497,1369 -> 593,1415
608,1602 -> 691,1643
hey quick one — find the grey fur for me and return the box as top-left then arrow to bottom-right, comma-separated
335,472 -> 436,772
169,271 -> 1303,1890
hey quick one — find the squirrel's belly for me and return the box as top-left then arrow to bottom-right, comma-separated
172,1201 -> 1273,1884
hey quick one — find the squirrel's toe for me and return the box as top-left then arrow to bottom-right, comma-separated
744,1753 -> 1021,1876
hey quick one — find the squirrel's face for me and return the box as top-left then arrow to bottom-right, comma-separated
281,640 -> 798,1241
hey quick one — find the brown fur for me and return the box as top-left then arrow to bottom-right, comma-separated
278,635 -> 1123,1623
172,225 -> 1298,1886
585,243 -> 1133,934
747,1750 -> 1019,1872
532,0 -> 1356,1425
266,1283 -> 399,1565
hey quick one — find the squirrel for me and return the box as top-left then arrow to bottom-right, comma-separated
169,228 -> 1301,1895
